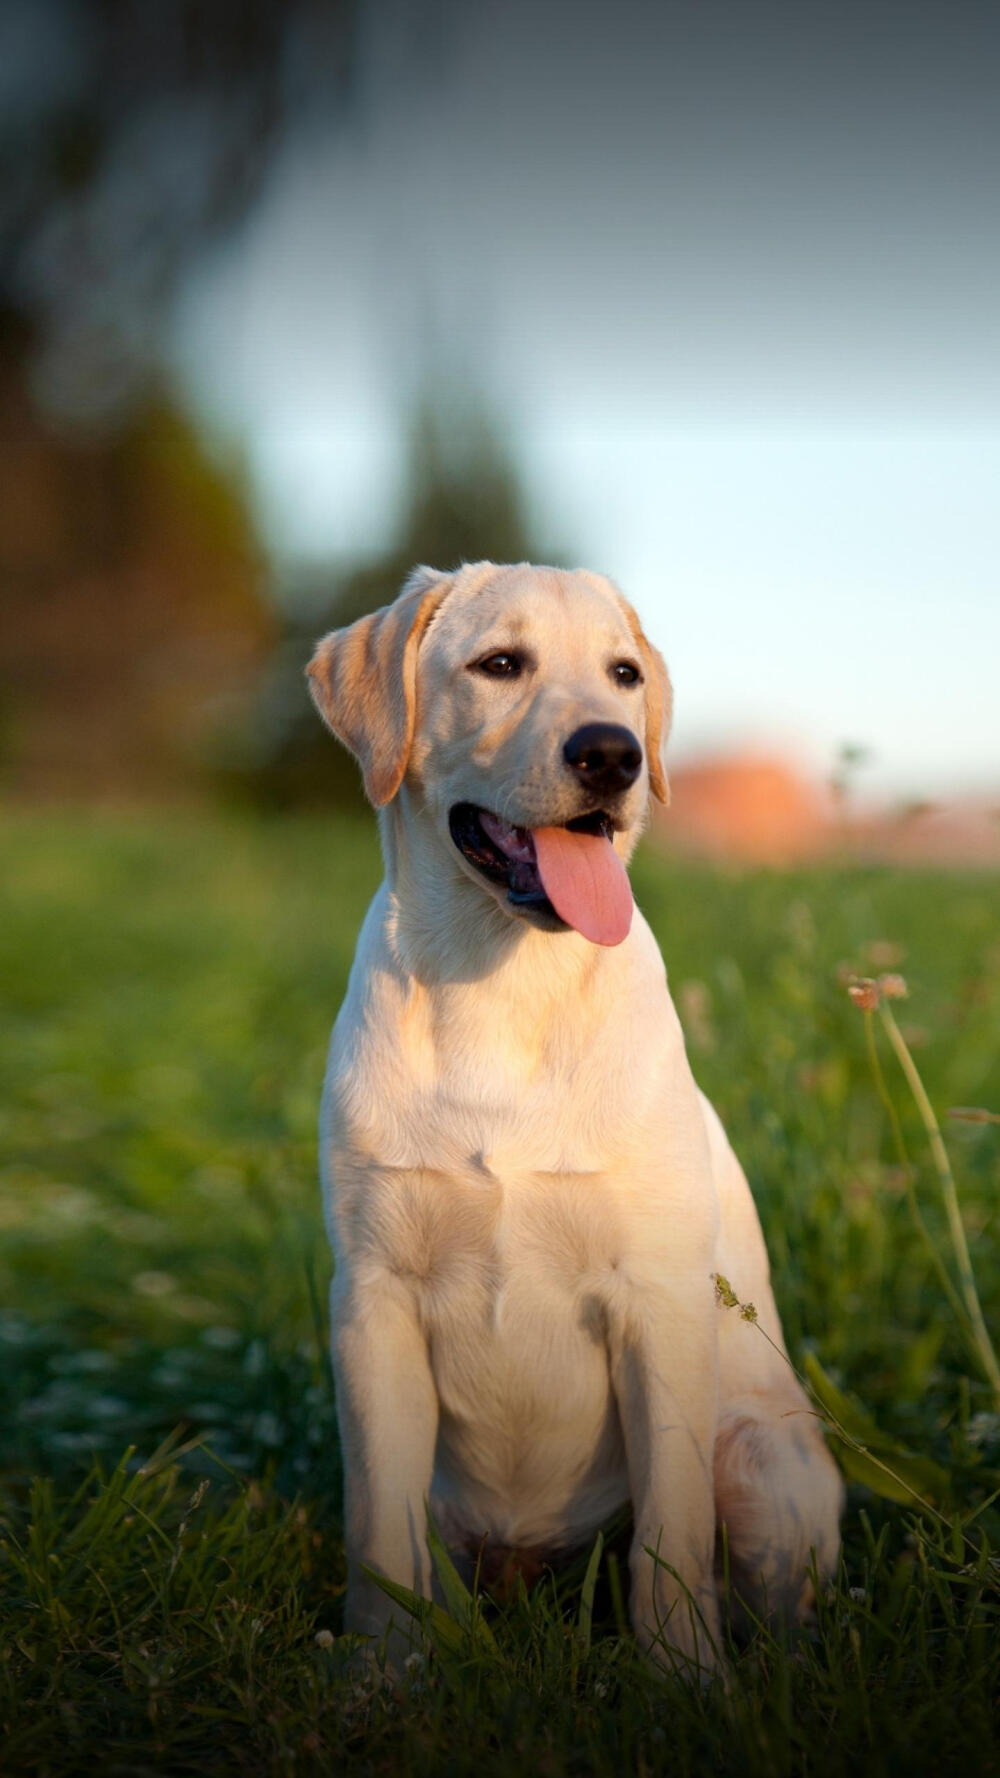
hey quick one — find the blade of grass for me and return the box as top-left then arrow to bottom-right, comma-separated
576,1531 -> 603,1655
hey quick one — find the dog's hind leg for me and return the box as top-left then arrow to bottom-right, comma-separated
713,1395 -> 843,1634
699,1090 -> 844,1631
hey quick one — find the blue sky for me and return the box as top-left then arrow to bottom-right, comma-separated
173,0 -> 1000,798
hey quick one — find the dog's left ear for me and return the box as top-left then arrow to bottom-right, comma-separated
638,633 -> 672,804
307,565 -> 454,806
614,592 -> 673,804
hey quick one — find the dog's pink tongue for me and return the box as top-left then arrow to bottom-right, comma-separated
533,827 -> 633,946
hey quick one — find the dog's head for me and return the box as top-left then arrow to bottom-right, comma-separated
307,562 -> 671,945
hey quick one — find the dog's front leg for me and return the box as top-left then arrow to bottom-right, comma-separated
610,1286 -> 722,1680
332,1269 -> 438,1662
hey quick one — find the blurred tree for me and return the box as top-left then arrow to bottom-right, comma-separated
0,0 -> 360,431
211,388 -> 566,808
0,310 -> 274,797
0,0 -> 360,797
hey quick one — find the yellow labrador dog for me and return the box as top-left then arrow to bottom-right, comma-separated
307,561 -> 842,1676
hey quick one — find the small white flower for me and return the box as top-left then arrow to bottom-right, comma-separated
849,1586 -> 866,1603
253,1410 -> 284,1447
315,1629 -> 335,1650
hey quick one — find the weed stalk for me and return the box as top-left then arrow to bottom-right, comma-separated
860,1011 -> 973,1342
876,998 -> 1000,1410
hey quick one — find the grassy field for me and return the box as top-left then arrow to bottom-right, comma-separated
1,808 -> 998,1776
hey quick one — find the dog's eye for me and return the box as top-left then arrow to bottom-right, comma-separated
475,652 -> 523,678
611,660 -> 642,686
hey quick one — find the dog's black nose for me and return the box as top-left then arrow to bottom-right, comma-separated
563,723 -> 643,796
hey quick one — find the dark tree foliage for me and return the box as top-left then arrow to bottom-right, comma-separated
0,0 -> 359,428
213,391 -> 567,808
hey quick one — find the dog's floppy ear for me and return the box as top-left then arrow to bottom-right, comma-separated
611,590 -> 673,804
307,565 -> 453,806
637,631 -> 673,804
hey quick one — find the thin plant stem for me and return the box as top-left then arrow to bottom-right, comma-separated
862,1011 -> 973,1343
878,1001 -> 1000,1410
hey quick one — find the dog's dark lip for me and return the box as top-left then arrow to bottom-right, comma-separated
564,810 -> 617,837
448,803 -> 615,922
448,803 -> 515,889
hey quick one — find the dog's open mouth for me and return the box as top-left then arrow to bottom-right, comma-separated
448,804 -> 633,946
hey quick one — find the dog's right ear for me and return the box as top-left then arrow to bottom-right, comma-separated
307,566 -> 453,806
605,585 -> 673,804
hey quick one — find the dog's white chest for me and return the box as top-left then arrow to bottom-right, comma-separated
385,1163 -> 631,1547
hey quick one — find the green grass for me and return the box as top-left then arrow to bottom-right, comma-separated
1,808 -> 999,1775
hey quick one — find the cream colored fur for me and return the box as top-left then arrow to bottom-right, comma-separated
307,561 -> 843,1677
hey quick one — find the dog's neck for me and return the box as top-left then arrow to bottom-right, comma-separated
377,787 -> 620,998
